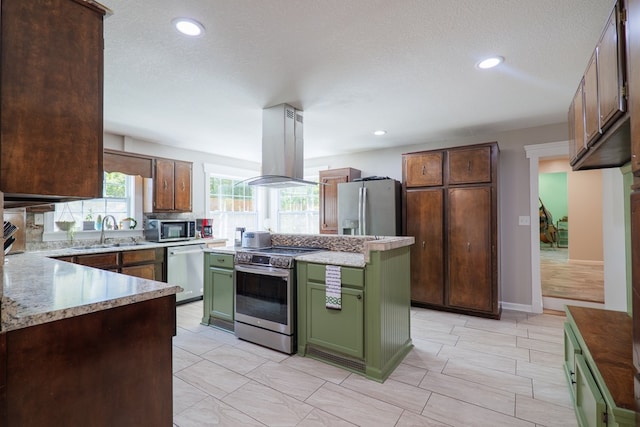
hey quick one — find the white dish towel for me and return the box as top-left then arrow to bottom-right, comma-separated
325,265 -> 342,310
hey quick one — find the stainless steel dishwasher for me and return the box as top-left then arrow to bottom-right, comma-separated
167,243 -> 206,304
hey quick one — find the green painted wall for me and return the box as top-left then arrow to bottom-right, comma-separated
539,172 -> 568,222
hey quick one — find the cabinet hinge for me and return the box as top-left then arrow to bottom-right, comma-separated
621,83 -> 628,98
620,8 -> 627,25
602,412 -> 608,424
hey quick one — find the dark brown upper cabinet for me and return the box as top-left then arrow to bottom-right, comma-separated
0,0 -> 109,207
570,1 -> 630,171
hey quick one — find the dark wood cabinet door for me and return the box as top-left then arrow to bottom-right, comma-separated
320,174 -> 347,234
0,0 -> 105,200
448,146 -> 491,184
121,264 -> 156,280
404,153 -> 443,187
319,168 -> 360,234
447,187 -> 493,312
121,249 -> 157,266
406,189 -> 444,305
174,160 -> 193,212
597,5 -> 626,133
584,51 -> 601,145
570,82 -> 588,164
74,252 -> 119,269
154,158 -> 175,211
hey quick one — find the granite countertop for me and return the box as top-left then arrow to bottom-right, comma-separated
1,253 -> 182,332
203,245 -> 237,255
292,236 -> 414,267
295,251 -> 366,268
35,238 -> 227,258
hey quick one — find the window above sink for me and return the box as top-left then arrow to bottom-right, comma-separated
42,172 -> 144,243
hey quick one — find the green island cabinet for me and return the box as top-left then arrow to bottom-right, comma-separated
563,306 -> 636,427
297,245 -> 413,382
202,252 -> 235,332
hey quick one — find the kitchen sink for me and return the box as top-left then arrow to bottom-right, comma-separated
70,244 -> 115,250
69,242 -> 149,250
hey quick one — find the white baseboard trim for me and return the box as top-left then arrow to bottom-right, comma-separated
568,259 -> 604,266
501,302 -> 534,313
542,297 -> 604,311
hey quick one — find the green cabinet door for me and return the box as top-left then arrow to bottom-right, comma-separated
563,322 -> 582,403
210,267 -> 234,322
574,354 -> 607,427
307,283 -> 364,359
202,257 -> 214,325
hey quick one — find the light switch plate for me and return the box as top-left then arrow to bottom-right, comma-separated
34,213 -> 44,225
518,216 -> 530,226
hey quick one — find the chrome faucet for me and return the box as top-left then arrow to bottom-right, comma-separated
100,215 -> 119,244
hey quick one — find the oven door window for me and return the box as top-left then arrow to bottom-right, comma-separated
236,270 -> 288,325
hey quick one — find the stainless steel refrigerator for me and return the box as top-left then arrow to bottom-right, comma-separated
337,177 -> 401,236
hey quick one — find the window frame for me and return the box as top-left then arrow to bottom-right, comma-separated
42,174 -> 143,242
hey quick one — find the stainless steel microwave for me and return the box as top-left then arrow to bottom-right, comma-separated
144,219 -> 196,242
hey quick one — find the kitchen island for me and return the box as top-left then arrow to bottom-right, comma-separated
272,234 -> 415,382
0,253 -> 182,426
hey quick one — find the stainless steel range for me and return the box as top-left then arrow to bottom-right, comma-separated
234,246 -> 322,354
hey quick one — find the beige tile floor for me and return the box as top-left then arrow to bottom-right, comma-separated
173,301 -> 577,427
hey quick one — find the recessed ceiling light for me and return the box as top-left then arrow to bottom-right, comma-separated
172,18 -> 205,37
373,130 -> 387,136
477,56 -> 504,69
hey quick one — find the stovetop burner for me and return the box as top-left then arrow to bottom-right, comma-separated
235,246 -> 324,268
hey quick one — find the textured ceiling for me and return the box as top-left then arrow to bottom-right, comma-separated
101,0 -> 616,162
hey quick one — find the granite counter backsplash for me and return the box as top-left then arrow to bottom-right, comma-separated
271,233 -> 377,253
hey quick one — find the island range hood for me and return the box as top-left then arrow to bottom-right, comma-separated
245,103 -> 318,188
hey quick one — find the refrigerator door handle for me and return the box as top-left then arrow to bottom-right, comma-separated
361,186 -> 367,235
358,187 -> 363,235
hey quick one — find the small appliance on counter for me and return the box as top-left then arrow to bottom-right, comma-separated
241,231 -> 271,249
234,227 -> 245,247
196,218 -> 213,238
144,219 -> 196,242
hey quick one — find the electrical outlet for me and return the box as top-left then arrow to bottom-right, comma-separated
34,213 -> 44,225
518,216 -> 530,226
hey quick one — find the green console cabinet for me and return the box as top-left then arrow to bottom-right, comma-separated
297,245 -> 413,382
564,306 -> 636,427
202,252 -> 235,332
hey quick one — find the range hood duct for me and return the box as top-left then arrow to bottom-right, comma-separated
245,103 -> 317,188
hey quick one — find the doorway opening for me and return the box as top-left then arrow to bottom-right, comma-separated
538,159 -> 604,305
525,141 -> 629,313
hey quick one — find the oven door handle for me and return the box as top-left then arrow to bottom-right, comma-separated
234,264 -> 290,279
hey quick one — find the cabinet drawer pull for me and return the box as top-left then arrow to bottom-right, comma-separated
422,165 -> 426,175
357,294 -> 362,300
217,258 -> 226,262
422,241 -> 425,249
467,242 -> 471,252
467,160 -> 471,171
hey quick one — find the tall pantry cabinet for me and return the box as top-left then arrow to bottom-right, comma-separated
402,142 -> 500,318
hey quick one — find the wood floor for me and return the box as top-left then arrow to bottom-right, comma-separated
540,246 -> 604,303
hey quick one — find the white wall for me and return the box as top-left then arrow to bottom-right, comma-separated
106,122 -> 572,308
